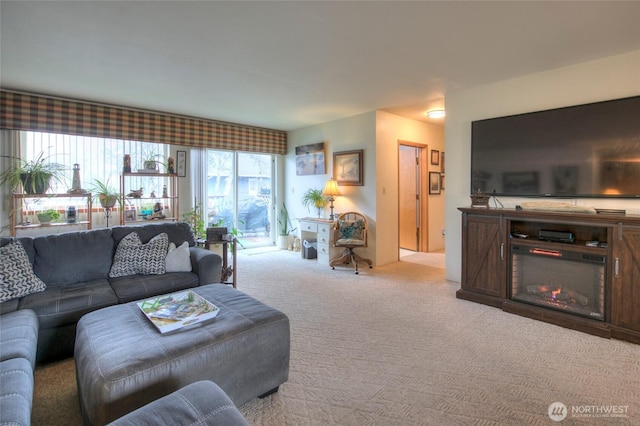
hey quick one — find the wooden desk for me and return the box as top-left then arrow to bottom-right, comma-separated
298,217 -> 340,266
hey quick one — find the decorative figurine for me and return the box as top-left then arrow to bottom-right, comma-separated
123,154 -> 132,173
68,163 -> 87,193
150,202 -> 166,219
162,185 -> 168,198
167,156 -> 175,174
127,188 -> 143,198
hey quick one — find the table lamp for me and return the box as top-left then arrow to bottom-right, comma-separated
322,178 -> 342,220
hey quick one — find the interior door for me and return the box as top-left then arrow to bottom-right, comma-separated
399,145 -> 419,250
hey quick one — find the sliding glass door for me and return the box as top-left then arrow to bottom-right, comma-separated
205,150 -> 274,247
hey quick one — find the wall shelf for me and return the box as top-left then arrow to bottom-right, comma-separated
120,173 -> 179,225
11,193 -> 93,236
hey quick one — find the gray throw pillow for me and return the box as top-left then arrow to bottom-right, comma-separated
109,232 -> 169,278
0,241 -> 47,302
165,241 -> 192,273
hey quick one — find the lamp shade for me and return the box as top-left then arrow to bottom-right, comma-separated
322,179 -> 341,197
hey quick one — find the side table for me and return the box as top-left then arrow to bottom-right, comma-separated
202,238 -> 237,288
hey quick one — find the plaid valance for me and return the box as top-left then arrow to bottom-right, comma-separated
0,90 -> 287,155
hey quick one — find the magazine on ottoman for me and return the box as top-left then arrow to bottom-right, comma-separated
137,290 -> 220,333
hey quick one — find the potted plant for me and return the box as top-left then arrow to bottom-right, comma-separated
140,150 -> 167,173
277,203 -> 297,249
37,208 -> 61,225
0,152 -> 67,194
88,179 -> 120,208
302,188 -> 328,218
181,203 -> 206,241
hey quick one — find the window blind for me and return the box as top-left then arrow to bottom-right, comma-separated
0,90 -> 287,155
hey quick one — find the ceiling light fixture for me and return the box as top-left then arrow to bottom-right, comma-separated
426,109 -> 446,119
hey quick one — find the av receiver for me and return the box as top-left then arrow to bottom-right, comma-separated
538,229 -> 575,244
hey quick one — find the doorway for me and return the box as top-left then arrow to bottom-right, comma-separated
398,142 -> 429,252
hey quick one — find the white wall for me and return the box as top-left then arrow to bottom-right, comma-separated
286,110 -> 445,266
444,49 -> 640,283
286,111 -> 378,261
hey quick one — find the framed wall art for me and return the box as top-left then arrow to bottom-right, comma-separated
334,149 -> 363,186
431,149 -> 440,165
429,172 -> 441,194
177,150 -> 187,177
295,142 -> 325,175
124,210 -> 137,222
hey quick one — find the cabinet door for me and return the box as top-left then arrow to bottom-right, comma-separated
461,214 -> 507,298
612,226 -> 640,332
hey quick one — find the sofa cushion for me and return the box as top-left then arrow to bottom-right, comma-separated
109,232 -> 169,278
0,241 -> 47,302
1,237 -> 35,264
109,272 -> 199,303
0,298 -> 20,314
0,309 -> 38,366
0,357 -> 34,426
165,242 -> 192,272
18,279 -> 117,329
112,222 -> 196,247
107,381 -> 249,426
33,228 -> 114,286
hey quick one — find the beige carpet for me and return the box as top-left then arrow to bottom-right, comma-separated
33,249 -> 640,425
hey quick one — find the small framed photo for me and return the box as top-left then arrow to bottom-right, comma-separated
431,149 -> 440,165
124,210 -> 137,222
177,150 -> 187,177
334,149 -> 363,186
429,172 -> 441,194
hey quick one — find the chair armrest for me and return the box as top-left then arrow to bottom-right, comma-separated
189,247 -> 222,286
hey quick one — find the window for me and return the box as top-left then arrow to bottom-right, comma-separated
7,131 -> 168,227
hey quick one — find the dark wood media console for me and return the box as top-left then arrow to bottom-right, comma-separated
457,207 -> 640,344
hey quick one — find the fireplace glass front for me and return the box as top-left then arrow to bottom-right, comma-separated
511,244 -> 605,320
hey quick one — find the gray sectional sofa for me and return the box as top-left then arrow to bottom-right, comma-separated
0,222 -> 222,363
0,309 -> 39,426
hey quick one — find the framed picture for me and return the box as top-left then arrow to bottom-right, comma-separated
429,172 -> 441,194
441,174 -> 445,191
124,210 -> 136,222
177,150 -> 187,177
431,149 -> 440,165
441,152 -> 445,173
334,149 -> 363,186
295,142 -> 325,175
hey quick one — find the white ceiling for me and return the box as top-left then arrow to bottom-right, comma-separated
1,1 -> 639,131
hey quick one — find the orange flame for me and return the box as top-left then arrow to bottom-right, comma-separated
551,288 -> 561,298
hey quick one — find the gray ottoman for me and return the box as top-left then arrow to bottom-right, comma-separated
107,381 -> 249,426
75,284 -> 289,426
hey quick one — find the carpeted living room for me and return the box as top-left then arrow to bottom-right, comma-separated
2,2 -> 640,425
32,248 -> 640,425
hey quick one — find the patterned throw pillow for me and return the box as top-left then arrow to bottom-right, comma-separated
109,232 -> 169,278
165,241 -> 192,273
0,241 -> 46,303
338,219 -> 365,241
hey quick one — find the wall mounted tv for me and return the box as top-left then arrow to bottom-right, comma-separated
471,95 -> 640,198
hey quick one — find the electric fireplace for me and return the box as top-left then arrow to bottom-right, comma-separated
511,244 -> 606,321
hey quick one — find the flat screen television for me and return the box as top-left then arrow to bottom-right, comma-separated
471,96 -> 640,198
